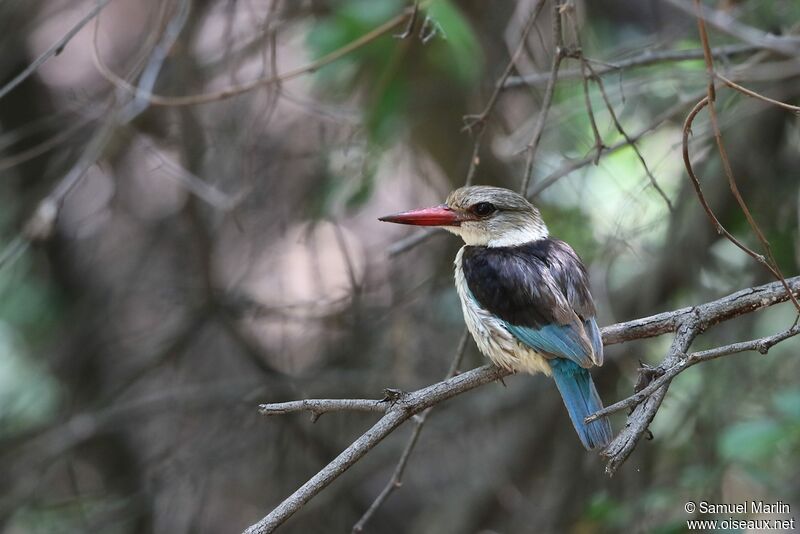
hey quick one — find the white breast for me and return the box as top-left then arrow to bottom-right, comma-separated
454,247 -> 552,376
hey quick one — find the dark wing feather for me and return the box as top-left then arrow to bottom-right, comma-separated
462,239 -> 602,366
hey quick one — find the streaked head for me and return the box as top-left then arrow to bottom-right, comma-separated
379,186 -> 548,247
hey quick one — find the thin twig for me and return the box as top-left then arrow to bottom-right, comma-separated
504,43 -> 759,88
0,112 -> 97,172
393,1 -> 419,39
689,0 -> 800,313
715,73 -> 800,113
521,2 -> 566,195
580,58 -> 605,164
0,0 -> 114,101
530,92 -> 701,198
464,127 -> 485,187
664,0 -> 800,57
352,330 -> 470,533
584,62 -> 674,211
0,237 -> 29,272
93,6 -> 415,107
462,0 -> 547,133
142,138 -> 243,211
561,4 -> 605,164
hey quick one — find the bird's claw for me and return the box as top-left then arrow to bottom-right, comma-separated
381,388 -> 406,406
633,360 -> 664,394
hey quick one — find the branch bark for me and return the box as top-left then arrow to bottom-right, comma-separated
243,275 -> 800,533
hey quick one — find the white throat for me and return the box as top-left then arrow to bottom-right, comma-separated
445,222 -> 548,247
487,224 -> 548,247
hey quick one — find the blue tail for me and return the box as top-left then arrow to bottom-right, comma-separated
549,358 -> 613,450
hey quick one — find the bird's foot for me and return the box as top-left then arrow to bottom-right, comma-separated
633,360 -> 664,394
381,388 -> 407,407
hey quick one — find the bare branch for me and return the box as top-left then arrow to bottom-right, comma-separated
664,0 -> 800,57
504,43 -> 759,88
352,330 -> 470,533
521,1 -> 566,195
588,324 -> 800,424
462,0 -> 547,133
243,364 -> 508,534
530,93 -> 702,198
601,276 -> 800,344
258,399 -> 387,419
716,73 -> 800,113
583,61 -> 674,211
687,0 -> 800,312
243,276 -> 800,533
602,321 -> 699,475
0,0 -> 114,101
93,6 -> 415,107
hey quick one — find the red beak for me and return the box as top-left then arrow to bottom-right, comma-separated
379,204 -> 463,226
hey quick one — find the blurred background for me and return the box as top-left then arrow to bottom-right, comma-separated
1,0 -> 799,532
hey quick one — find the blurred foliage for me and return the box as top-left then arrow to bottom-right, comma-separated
307,0 -> 482,215
0,209 -> 61,433
719,387 -> 800,468
1,0 -> 799,533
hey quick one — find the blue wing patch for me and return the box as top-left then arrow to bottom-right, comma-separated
504,322 -> 594,368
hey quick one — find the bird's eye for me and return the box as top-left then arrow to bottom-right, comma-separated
471,202 -> 496,217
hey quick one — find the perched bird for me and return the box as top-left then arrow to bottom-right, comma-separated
379,186 -> 613,450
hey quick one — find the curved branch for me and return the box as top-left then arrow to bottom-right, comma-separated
683,0 -> 800,312
716,72 -> 800,113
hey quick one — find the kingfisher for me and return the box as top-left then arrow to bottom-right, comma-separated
379,186 -> 613,450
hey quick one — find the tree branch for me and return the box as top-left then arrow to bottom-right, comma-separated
258,399 -> 387,420
664,0 -> 800,57
686,0 -> 800,312
352,330 -> 470,533
0,0 -> 114,102
521,2 -> 566,195
587,323 -> 800,424
243,365 -> 508,534
243,275 -> 800,533
94,5 -> 415,107
503,43 -> 759,88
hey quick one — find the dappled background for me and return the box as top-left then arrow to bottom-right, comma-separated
1,0 -> 799,532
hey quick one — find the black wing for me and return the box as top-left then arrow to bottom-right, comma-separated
461,239 -> 602,366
